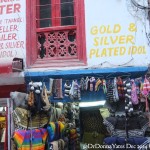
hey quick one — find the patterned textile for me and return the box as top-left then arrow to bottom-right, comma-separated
106,81 -> 114,103
123,79 -> 134,113
13,128 -> 48,150
64,80 -> 71,97
104,137 -> 150,150
89,77 -> 96,91
103,115 -> 149,138
80,109 -> 108,135
47,121 -> 65,142
142,76 -> 150,112
69,80 -> 81,100
113,77 -> 119,102
117,77 -> 125,100
13,107 -> 49,129
112,129 -> 145,138
53,79 -> 63,99
142,76 -> 150,96
131,79 -> 139,105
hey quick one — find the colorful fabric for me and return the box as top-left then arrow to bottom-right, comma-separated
13,128 -> 48,150
113,77 -> 119,102
117,77 -> 125,100
59,121 -> 65,138
47,122 -> 56,142
69,80 -> 81,100
47,121 -> 65,142
95,78 -> 101,91
131,79 -> 139,105
142,76 -> 150,96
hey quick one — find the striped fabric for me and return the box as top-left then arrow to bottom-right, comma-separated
47,121 -> 65,142
106,81 -> 114,103
112,129 -> 145,138
13,128 -> 48,150
104,117 -> 149,138
103,119 -> 115,135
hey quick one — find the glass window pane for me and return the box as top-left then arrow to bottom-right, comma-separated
61,0 -> 74,26
38,0 -> 52,28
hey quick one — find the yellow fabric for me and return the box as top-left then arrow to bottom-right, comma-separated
0,117 -> 5,122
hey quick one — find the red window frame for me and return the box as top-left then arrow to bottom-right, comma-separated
26,0 -> 87,68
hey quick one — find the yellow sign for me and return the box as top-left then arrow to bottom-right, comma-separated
89,23 -> 146,58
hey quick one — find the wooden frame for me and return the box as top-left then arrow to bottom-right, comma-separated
26,0 -> 87,68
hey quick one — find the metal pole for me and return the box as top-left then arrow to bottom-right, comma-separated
7,98 -> 10,150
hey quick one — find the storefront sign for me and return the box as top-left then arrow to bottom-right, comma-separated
85,0 -> 150,67
0,0 -> 26,71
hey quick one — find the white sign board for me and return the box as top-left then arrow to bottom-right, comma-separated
85,0 -> 150,68
0,0 -> 26,66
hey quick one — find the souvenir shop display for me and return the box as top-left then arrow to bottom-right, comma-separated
103,74 -> 150,150
10,81 -> 80,150
8,72 -> 150,149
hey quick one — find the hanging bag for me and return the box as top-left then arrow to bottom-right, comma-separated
42,85 -> 51,111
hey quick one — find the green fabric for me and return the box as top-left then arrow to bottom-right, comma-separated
82,132 -> 105,150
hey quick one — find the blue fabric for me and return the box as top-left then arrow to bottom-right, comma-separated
104,137 -> 148,150
47,125 -> 55,142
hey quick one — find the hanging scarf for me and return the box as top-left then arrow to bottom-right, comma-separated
117,77 -> 125,100
95,78 -> 102,91
142,76 -> 150,112
131,79 -> 139,105
90,77 -> 96,91
113,77 -> 119,102
102,79 -> 107,94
